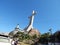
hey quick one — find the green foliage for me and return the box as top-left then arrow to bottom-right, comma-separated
39,32 -> 50,43
39,31 -> 60,43
13,32 -> 32,41
32,34 -> 37,39
53,31 -> 60,42
41,32 -> 50,38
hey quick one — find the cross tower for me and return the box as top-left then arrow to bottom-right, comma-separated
24,10 -> 36,32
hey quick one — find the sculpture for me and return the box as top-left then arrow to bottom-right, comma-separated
24,10 -> 36,32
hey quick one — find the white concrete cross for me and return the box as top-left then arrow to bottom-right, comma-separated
26,10 -> 36,32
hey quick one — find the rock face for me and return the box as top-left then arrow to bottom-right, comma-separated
9,24 -> 24,37
28,28 -> 40,38
9,28 -> 20,36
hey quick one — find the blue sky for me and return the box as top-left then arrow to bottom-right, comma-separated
0,0 -> 60,34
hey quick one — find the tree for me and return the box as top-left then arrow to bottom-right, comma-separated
39,32 -> 50,44
54,31 -> 60,42
13,31 -> 32,41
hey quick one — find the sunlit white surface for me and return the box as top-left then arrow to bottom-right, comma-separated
0,36 -> 11,45
0,42 -> 11,45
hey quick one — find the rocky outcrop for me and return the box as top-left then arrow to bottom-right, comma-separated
28,28 -> 40,38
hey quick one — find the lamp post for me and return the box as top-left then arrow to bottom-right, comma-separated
49,28 -> 52,45
49,28 -> 52,35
